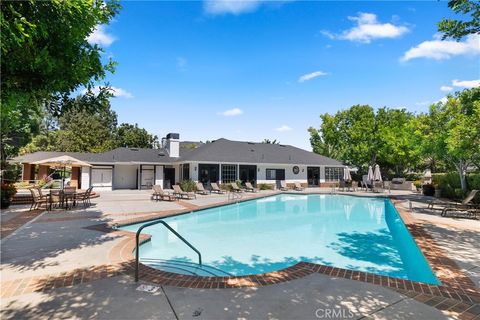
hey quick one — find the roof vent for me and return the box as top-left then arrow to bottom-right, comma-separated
158,152 -> 165,156
130,148 -> 139,151
279,145 -> 287,147
247,142 -> 255,145
250,149 -> 255,152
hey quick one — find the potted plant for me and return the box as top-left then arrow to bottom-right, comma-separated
1,182 -> 17,209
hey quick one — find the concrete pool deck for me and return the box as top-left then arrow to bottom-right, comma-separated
1,189 -> 479,319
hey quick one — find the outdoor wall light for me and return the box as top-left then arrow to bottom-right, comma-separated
194,166 -> 197,171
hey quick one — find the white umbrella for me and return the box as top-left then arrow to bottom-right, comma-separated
343,166 -> 352,182
367,166 -> 374,182
373,164 -> 382,182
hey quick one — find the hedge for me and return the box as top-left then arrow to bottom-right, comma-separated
432,172 -> 480,200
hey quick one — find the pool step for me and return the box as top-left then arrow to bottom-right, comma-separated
140,258 -> 233,277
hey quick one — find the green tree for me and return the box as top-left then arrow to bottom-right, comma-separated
116,123 -> 159,149
417,88 -> 480,192
438,0 -> 480,40
309,105 -> 421,176
1,0 -> 120,160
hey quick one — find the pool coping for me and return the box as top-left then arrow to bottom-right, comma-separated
98,192 -> 480,318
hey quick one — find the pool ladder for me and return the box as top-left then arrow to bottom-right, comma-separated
135,219 -> 203,282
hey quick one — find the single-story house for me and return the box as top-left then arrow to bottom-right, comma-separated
12,133 -> 345,191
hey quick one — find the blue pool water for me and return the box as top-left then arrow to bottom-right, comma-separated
121,194 -> 439,284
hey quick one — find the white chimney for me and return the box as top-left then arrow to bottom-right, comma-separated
165,133 -> 180,157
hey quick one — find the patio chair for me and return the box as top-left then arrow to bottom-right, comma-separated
338,180 -> 347,192
29,188 -> 48,210
361,175 -> 371,191
245,182 -> 258,192
195,182 -> 210,195
350,181 -> 358,192
230,182 -> 243,193
152,185 -> 175,201
75,186 -> 94,207
173,185 -> 196,200
294,182 -> 304,191
280,180 -> 290,191
49,190 -> 63,210
210,182 -> 226,194
373,181 -> 384,193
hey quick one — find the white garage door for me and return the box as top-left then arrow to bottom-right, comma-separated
114,165 -> 137,189
91,168 -> 113,187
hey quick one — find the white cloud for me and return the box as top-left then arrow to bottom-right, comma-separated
177,57 -> 188,71
84,86 -> 133,98
204,0 -> 261,15
452,79 -> 480,88
298,71 -> 328,83
87,25 -> 115,47
321,12 -> 409,43
436,97 -> 448,104
275,125 -> 293,132
400,34 -> 480,62
440,85 -> 453,92
219,108 -> 243,116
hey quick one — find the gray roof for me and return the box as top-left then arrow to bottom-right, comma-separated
11,139 -> 343,166
179,138 -> 343,165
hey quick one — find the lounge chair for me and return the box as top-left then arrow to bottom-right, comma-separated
280,180 -> 290,191
152,185 -> 175,201
210,182 -> 226,194
196,182 -> 210,195
173,185 -> 196,200
428,190 -> 479,218
294,182 -> 304,191
245,182 -> 258,192
230,182 -> 243,193
361,175 -> 371,191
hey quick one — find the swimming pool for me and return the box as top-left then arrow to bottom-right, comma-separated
121,194 -> 439,284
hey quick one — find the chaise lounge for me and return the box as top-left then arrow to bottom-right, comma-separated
210,182 -> 226,194
294,182 -> 304,191
245,182 -> 258,192
173,185 -> 196,200
428,190 -> 479,218
152,185 -> 175,201
196,182 -> 210,195
280,180 -> 290,191
230,182 -> 243,193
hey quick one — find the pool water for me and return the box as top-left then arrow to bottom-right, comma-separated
121,194 -> 439,284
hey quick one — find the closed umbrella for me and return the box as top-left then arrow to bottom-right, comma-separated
373,164 -> 382,182
343,166 -> 352,182
367,166 -> 374,182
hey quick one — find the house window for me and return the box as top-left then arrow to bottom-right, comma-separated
221,164 -> 237,183
325,167 -> 344,181
266,169 -> 285,180
182,164 -> 190,181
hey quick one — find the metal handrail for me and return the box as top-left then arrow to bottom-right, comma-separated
135,219 -> 202,282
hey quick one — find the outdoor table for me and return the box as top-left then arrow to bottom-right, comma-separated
48,190 -> 86,210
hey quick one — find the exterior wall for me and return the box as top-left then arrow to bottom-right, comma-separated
189,162 -> 199,181
70,167 -> 80,189
256,164 -> 308,185
155,165 -> 164,186
37,165 -> 49,180
81,166 -> 91,189
22,163 -> 34,181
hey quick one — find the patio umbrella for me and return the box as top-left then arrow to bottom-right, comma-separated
373,164 -> 383,182
32,155 -> 91,189
343,166 -> 352,182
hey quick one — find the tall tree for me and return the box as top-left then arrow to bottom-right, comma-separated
262,139 -> 280,144
438,0 -> 480,40
0,0 -> 120,160
116,123 -> 159,149
417,88 -> 480,192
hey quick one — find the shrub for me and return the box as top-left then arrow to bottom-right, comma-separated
180,180 -> 196,192
258,183 -> 273,190
235,180 -> 243,188
413,180 -> 422,189
432,172 -> 480,200
422,184 -> 435,196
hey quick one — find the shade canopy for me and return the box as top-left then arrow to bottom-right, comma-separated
31,155 -> 91,168
373,164 -> 382,182
343,166 -> 352,181
367,166 -> 374,181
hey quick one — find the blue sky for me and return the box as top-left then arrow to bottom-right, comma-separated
87,1 -> 480,150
